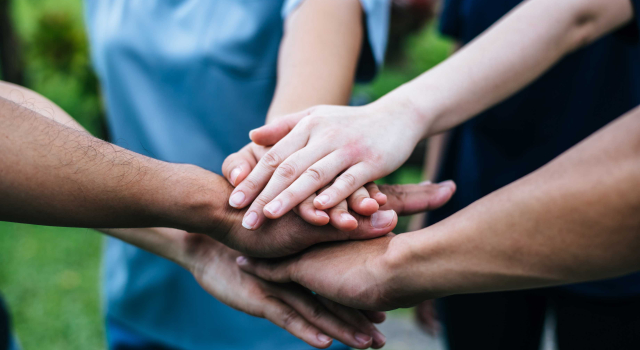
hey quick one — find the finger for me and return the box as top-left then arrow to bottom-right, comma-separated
347,186 -> 379,217
348,210 -> 398,240
229,131 -> 309,211
327,199 -> 358,232
262,150 -> 352,219
261,297 -> 333,348
314,163 -> 373,210
379,180 -> 457,215
318,297 -> 386,349
259,145 -> 334,220
293,193 -> 330,226
365,182 -> 388,206
361,310 -> 387,324
250,108 -> 313,146
237,256 -> 293,284
276,287 -> 373,349
222,146 -> 258,187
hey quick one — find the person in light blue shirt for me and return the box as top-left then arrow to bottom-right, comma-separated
84,1 -> 390,349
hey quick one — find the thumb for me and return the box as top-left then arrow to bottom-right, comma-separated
236,256 -> 295,283
379,181 -> 456,215
222,145 -> 258,186
250,108 -> 312,146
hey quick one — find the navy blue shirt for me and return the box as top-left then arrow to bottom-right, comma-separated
429,0 -> 640,297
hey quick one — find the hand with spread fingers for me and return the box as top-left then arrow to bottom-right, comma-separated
222,139 -> 451,232
224,142 -> 390,231
188,234 -> 388,349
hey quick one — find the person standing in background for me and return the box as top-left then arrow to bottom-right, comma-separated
420,0 -> 640,348
84,1 -> 390,349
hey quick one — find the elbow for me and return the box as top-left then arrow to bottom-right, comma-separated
561,0 -> 634,51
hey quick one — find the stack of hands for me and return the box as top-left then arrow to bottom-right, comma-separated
183,106 -> 455,349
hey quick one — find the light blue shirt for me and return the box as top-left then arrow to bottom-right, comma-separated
84,1 -> 389,349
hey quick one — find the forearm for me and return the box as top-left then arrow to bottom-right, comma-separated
0,94 -> 228,232
395,105 -> 640,298
381,0 -> 634,138
266,0 -> 363,121
0,81 -> 85,131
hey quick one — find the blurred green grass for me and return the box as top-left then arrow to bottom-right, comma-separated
1,1 -> 452,348
0,223 -> 105,349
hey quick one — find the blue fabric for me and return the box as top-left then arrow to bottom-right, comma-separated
431,0 -> 640,298
107,317 -> 178,350
83,1 -> 389,349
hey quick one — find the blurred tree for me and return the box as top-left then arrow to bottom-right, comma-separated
386,0 -> 438,65
26,11 -> 106,138
0,0 -> 25,84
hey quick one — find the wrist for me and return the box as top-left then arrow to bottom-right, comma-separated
375,80 -> 447,141
159,163 -> 238,237
381,227 -> 454,305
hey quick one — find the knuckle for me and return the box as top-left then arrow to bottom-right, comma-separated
309,303 -> 326,320
304,167 -> 325,183
281,308 -> 300,329
338,172 -> 358,189
262,152 -> 282,169
254,195 -> 270,207
275,162 -> 297,180
241,178 -> 259,192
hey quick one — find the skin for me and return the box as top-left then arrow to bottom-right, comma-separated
226,0 -> 389,231
230,0 -> 635,218
0,81 -> 455,347
239,105 -> 640,310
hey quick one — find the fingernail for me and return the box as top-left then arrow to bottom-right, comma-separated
439,180 -> 455,189
341,213 -> 356,222
242,212 -> 258,229
371,210 -> 395,229
317,334 -> 332,344
355,332 -> 372,345
439,186 -> 453,195
363,198 -> 378,207
236,256 -> 248,265
264,200 -> 282,216
230,168 -> 241,186
373,330 -> 386,345
229,191 -> 245,208
315,194 -> 330,206
315,210 -> 329,218
420,180 -> 432,185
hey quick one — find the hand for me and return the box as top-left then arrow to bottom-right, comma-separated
223,142 -> 388,230
182,231 -> 388,349
214,179 -> 455,258
227,102 -> 422,228
236,233 -> 429,311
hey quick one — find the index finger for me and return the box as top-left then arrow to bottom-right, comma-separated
229,130 -> 309,210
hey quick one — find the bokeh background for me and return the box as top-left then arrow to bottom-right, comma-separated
0,0 -> 453,348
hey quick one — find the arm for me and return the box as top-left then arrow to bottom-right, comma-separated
226,0 -> 392,230
266,0 -> 363,120
235,0 -> 636,220
0,81 -> 422,258
0,82 -> 393,348
239,105 -> 640,310
101,227 -> 387,349
0,81 -> 225,230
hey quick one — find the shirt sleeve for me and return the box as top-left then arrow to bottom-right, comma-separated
439,0 -> 463,41
615,0 -> 640,43
282,0 -> 391,82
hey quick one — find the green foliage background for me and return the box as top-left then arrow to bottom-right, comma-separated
0,1 -> 452,348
